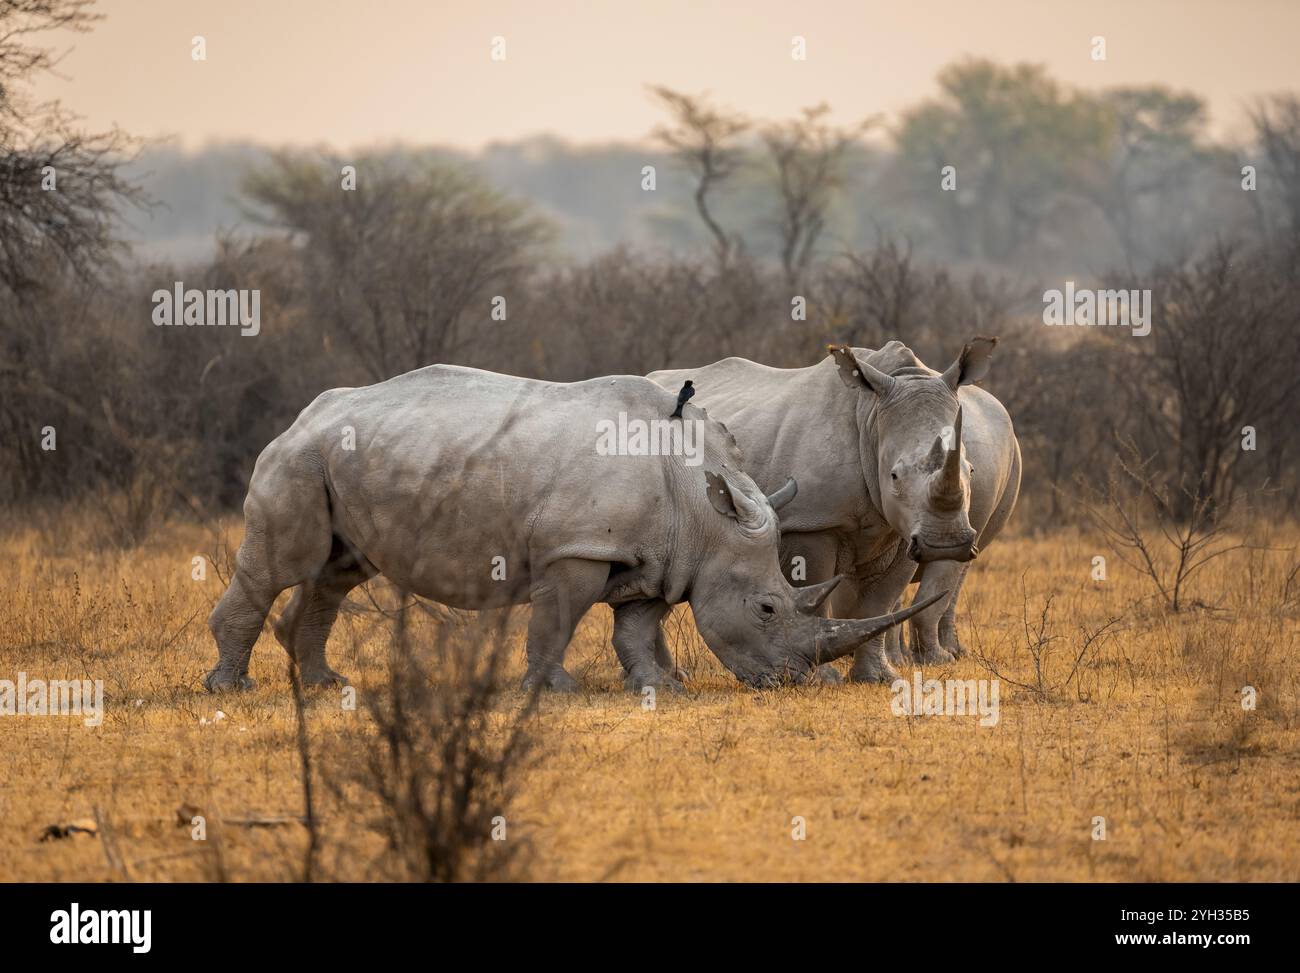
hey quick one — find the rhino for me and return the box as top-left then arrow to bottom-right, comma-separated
204,364 -> 943,693
649,338 -> 1021,683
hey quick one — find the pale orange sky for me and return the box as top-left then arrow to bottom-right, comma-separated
31,0 -> 1300,150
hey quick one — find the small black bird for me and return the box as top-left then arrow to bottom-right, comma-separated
670,380 -> 695,419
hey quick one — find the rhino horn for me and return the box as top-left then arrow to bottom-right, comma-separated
926,432 -> 947,469
793,574 -> 843,614
766,476 -> 798,512
810,590 -> 948,664
929,406 -> 965,508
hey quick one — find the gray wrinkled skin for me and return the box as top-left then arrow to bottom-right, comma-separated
204,364 -> 936,694
649,339 -> 1021,683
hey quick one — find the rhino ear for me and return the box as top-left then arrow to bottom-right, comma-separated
827,345 -> 896,398
941,336 -> 998,391
705,471 -> 737,518
705,470 -> 766,530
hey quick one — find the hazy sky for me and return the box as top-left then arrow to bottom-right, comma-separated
32,0 -> 1300,150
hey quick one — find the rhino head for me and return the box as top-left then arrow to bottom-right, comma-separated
689,467 -> 945,686
829,337 -> 998,564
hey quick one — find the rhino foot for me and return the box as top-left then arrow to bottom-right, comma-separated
520,667 -> 580,692
940,635 -> 966,659
624,666 -> 685,694
203,668 -> 256,693
300,667 -> 350,689
913,646 -> 956,666
807,664 -> 843,685
847,659 -> 900,685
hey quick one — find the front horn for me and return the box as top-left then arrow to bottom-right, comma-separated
811,590 -> 949,664
930,406 -> 965,507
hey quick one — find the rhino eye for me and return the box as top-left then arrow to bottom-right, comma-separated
761,602 -> 775,615
890,472 -> 898,481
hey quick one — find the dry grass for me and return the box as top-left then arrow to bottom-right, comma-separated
1,515 -> 1297,882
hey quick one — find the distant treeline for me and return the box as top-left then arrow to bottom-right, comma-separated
4,56 -> 1300,542
120,60 -> 1298,279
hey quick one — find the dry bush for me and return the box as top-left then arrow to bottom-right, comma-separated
318,597 -> 542,882
1078,438 -> 1247,612
1285,555 -> 1300,612
967,578 -> 1123,702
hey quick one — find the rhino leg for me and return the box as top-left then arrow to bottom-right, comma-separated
782,531 -> 841,684
613,598 -> 683,693
205,466 -> 334,693
650,614 -> 689,682
884,597 -> 908,667
206,570 -> 276,692
274,540 -> 377,688
520,558 -> 609,692
908,560 -> 961,666
843,552 -> 913,684
937,563 -> 970,658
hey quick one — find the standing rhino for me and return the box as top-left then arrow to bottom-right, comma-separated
205,365 -> 941,693
649,338 -> 1020,683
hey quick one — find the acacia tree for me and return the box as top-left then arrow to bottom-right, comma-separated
1082,87 -> 1209,274
894,59 -> 1108,264
1247,94 -> 1300,250
0,0 -> 146,297
761,104 -> 873,287
242,153 -> 551,382
0,0 -> 152,521
649,86 -> 749,267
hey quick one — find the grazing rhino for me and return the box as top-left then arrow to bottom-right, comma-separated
649,338 -> 1020,683
205,364 -> 942,693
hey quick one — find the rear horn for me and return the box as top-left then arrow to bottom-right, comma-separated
766,477 -> 798,512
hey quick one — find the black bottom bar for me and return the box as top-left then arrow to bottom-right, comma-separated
0,882 -> 1280,959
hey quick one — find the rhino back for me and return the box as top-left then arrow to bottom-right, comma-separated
276,365 -> 707,606
649,357 -> 867,533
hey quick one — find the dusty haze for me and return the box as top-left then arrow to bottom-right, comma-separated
35,0 -> 1300,149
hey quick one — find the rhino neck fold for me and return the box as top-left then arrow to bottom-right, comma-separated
854,390 -> 887,523
659,462 -> 704,605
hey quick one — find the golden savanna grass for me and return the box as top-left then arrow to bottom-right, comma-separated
1,513 -> 1297,882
